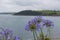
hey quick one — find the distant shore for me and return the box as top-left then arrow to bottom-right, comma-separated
0,10 -> 60,16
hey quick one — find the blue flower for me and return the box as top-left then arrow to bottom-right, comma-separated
33,16 -> 43,24
25,17 -> 41,31
3,29 -> 12,36
1,28 -> 13,40
43,20 -> 54,27
15,35 -> 20,40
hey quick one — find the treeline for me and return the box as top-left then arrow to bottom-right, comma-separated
35,10 -> 60,16
14,10 -> 60,16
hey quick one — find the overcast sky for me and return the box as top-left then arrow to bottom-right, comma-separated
0,0 -> 60,12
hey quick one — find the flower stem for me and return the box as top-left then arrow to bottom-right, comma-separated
47,27 -> 51,40
35,31 -> 38,40
40,27 -> 44,40
33,30 -> 36,40
2,35 -> 4,40
20,35 -> 23,40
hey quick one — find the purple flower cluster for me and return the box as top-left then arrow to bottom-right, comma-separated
0,28 -> 13,40
43,20 -> 54,27
25,20 -> 40,31
3,29 -> 13,40
25,16 -> 43,31
25,16 -> 54,31
3,29 -> 12,36
0,28 -> 21,40
33,16 -> 43,24
14,35 -> 20,40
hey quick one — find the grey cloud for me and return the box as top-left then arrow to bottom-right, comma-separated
0,0 -> 60,12
10,0 -> 42,6
11,0 -> 60,9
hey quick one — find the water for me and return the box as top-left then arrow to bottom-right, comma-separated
0,14 -> 60,40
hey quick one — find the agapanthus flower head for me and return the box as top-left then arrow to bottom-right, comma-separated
43,20 -> 54,27
33,16 -> 43,24
25,19 -> 40,31
3,28 -> 13,36
15,35 -> 20,40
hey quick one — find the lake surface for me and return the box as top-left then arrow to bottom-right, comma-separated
0,14 -> 60,40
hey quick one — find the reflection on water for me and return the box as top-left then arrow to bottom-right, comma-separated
0,15 -> 60,40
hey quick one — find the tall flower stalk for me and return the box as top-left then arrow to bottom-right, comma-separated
43,20 -> 54,40
39,27 -> 45,40
25,18 -> 41,40
33,16 -> 45,40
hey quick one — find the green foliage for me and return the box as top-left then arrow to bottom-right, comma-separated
35,10 -> 60,16
14,10 -> 60,16
45,37 -> 50,40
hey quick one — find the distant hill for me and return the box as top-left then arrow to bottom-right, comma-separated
0,10 -> 60,16
14,10 -> 60,16
14,10 -> 42,16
